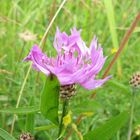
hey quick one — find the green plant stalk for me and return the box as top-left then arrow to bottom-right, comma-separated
57,99 -> 69,139
102,12 -> 140,78
10,63 -> 32,134
14,41 -> 26,75
35,124 -> 57,131
103,0 -> 121,77
127,88 -> 136,140
117,130 -> 120,140
10,0 -> 67,134
18,41 -> 25,62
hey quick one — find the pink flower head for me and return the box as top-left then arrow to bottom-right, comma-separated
24,28 -> 111,90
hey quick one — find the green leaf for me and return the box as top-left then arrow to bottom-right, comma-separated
104,0 -> 119,49
72,100 -> 101,114
35,124 -> 57,131
40,74 -> 60,125
84,112 -> 128,140
0,128 -> 16,140
104,0 -> 121,76
0,106 -> 39,114
108,80 -> 131,94
25,97 -> 35,132
25,113 -> 35,132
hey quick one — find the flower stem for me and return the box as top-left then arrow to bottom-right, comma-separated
127,88 -> 136,140
18,41 -> 25,62
57,99 -> 69,139
10,0 -> 67,134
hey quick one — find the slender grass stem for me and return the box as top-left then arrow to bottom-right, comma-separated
103,13 -> 140,78
41,0 -> 57,52
39,0 -> 67,48
127,88 -> 136,140
14,41 -> 26,75
91,12 -> 140,99
10,0 -> 67,134
10,64 -> 32,134
104,0 -> 121,77
18,41 -> 25,62
57,99 -> 69,140
117,130 -> 120,140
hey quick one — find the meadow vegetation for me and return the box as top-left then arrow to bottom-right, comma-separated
0,0 -> 140,140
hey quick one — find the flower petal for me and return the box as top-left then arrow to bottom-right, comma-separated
53,27 -> 69,52
24,45 -> 53,75
80,76 -> 111,90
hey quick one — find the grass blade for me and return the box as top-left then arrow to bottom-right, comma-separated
0,128 -> 16,140
0,106 -> 39,114
25,97 -> 35,132
103,0 -> 121,76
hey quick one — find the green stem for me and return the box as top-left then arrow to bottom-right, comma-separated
57,99 -> 69,139
18,41 -> 25,62
127,88 -> 136,140
117,130 -> 120,140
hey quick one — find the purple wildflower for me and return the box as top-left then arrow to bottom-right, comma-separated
24,28 -> 111,90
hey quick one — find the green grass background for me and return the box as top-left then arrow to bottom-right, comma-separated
0,0 -> 140,139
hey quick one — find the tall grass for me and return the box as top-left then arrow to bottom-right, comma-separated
10,0 -> 67,134
0,0 -> 140,139
103,0 -> 122,77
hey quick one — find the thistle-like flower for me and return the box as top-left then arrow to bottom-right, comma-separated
24,28 -> 111,98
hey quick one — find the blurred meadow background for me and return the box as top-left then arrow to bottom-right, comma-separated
0,0 -> 140,140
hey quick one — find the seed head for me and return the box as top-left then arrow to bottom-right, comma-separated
19,30 -> 37,42
129,72 -> 140,88
19,132 -> 34,140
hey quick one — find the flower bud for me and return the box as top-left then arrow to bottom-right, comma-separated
129,72 -> 140,88
19,132 -> 34,140
60,84 -> 77,99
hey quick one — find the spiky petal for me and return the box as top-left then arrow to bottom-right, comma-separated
24,28 -> 111,90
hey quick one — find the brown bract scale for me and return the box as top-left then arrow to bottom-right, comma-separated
129,72 -> 140,88
60,84 -> 77,100
19,133 -> 34,140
